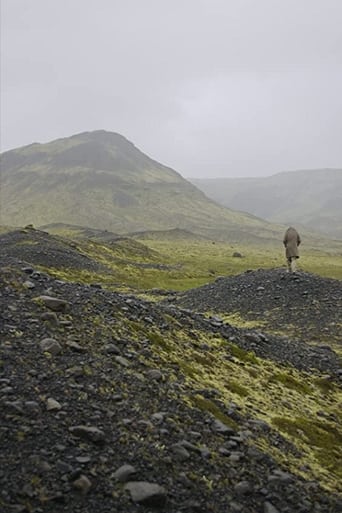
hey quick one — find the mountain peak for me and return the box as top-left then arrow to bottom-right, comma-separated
69,129 -> 133,146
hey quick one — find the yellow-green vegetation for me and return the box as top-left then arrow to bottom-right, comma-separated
272,416 -> 342,481
209,312 -> 266,330
190,394 -> 238,430
142,239 -> 342,281
300,247 -> 342,280
229,344 -> 259,364
267,371 -> 312,394
35,236 -> 342,294
140,324 -> 342,493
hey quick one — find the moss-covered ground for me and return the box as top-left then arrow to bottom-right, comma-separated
37,237 -> 342,293
16,230 -> 341,493
140,322 -> 342,493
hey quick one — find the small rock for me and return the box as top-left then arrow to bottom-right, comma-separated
146,369 -> 163,381
24,401 -> 41,415
40,338 -> 62,355
264,501 -> 280,513
41,312 -> 59,325
23,280 -> 35,289
46,398 -> 62,411
69,425 -> 106,444
234,480 -> 253,495
114,356 -> 130,367
212,419 -> 235,435
22,266 -> 34,274
124,481 -> 167,507
171,443 -> 191,461
102,344 -> 121,355
75,456 -> 91,463
66,340 -> 86,352
72,474 -> 92,494
38,295 -> 69,312
112,464 -> 137,482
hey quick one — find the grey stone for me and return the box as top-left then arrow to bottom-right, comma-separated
40,312 -> 59,325
264,501 -> 280,513
66,340 -> 86,352
112,464 -> 137,482
40,338 -> 62,355
69,425 -> 106,444
171,443 -> 190,461
124,481 -> 167,507
146,369 -> 163,381
38,295 -> 69,312
23,280 -> 35,289
114,356 -> 130,367
46,398 -> 62,411
212,419 -> 235,435
234,480 -> 253,495
72,474 -> 92,494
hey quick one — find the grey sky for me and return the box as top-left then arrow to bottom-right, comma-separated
1,0 -> 342,178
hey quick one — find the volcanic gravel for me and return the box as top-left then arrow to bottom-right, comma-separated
0,228 -> 107,272
172,268 -> 342,348
1,240 -> 342,512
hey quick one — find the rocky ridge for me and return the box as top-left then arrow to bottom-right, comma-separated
173,268 -> 342,350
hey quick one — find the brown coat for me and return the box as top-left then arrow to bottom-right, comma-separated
283,227 -> 301,258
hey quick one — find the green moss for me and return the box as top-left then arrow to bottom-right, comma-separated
246,367 -> 258,378
313,377 -> 337,395
16,240 -> 39,245
148,332 -> 172,352
272,416 -> 342,478
192,352 -> 216,366
82,365 -> 93,376
268,372 -> 312,394
219,312 -> 266,329
191,394 -> 237,429
126,320 -> 146,336
225,380 -> 249,397
229,344 -> 259,364
178,361 -> 200,379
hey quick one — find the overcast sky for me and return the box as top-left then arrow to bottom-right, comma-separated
1,0 -> 342,178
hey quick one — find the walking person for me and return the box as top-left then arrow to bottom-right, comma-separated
283,226 -> 301,272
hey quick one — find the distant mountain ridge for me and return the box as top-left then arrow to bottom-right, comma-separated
190,169 -> 342,239
0,130 -> 283,243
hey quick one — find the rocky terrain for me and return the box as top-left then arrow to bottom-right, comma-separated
1,229 -> 342,513
173,268 -> 342,352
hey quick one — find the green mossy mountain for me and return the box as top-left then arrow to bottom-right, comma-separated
0,130 -> 283,243
191,169 -> 342,239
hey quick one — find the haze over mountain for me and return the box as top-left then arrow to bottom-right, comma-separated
0,130 -> 283,243
191,169 -> 342,239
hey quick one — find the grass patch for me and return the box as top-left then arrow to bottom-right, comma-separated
148,332 -> 172,352
272,416 -> 342,479
268,372 -> 312,394
229,344 -> 259,364
190,394 -> 238,429
225,380 -> 249,397
313,377 -> 338,395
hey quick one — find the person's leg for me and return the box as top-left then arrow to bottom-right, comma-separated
287,257 -> 292,272
290,257 -> 297,272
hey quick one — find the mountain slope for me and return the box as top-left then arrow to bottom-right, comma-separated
0,131 -> 282,243
191,169 -> 342,239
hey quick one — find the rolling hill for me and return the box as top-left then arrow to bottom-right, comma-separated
0,130 -> 283,243
191,169 -> 342,239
